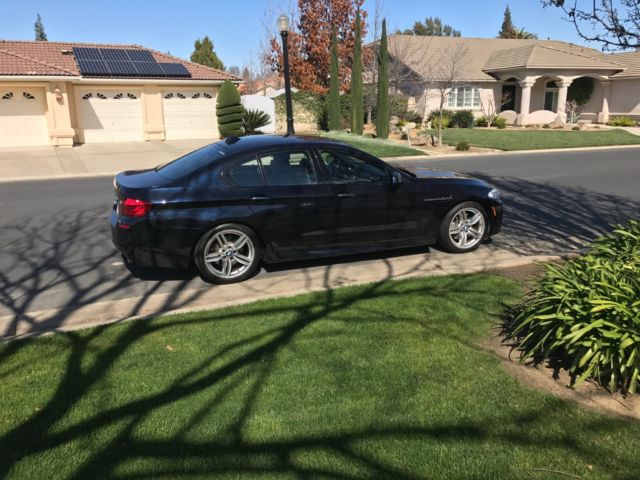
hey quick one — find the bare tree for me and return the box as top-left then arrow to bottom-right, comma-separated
542,0 -> 640,50
364,0 -> 384,124
424,44 -> 466,147
480,91 -> 513,127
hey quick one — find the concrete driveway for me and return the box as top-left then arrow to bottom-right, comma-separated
0,139 -> 212,181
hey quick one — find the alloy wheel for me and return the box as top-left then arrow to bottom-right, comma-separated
448,207 -> 486,250
202,229 -> 255,280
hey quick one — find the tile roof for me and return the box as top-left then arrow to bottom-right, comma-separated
386,35 -> 629,82
608,51 -> 640,78
0,40 -> 239,81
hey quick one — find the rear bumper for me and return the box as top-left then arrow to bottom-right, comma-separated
111,209 -> 191,269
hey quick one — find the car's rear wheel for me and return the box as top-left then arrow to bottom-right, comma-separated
194,224 -> 261,284
438,202 -> 487,253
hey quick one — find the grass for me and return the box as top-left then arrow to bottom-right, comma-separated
2,274 -> 640,479
422,128 -> 640,151
321,131 -> 425,157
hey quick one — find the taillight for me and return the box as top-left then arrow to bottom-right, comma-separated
121,198 -> 151,217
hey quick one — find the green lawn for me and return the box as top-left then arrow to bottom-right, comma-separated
427,128 -> 640,151
321,131 -> 425,157
2,274 -> 640,479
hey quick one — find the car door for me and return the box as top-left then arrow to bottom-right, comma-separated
314,146 -> 423,248
224,149 -> 336,261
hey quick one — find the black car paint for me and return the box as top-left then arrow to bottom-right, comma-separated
111,135 -> 502,269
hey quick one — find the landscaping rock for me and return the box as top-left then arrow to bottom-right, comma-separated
549,115 -> 565,129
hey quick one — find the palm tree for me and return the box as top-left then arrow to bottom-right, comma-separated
515,27 -> 538,39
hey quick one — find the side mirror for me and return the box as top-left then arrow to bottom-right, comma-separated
391,171 -> 404,186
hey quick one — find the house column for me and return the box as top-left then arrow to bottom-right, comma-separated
556,78 -> 573,122
45,82 -> 75,147
598,81 -> 612,124
516,78 -> 535,126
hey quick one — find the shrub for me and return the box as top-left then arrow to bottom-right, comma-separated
572,126 -> 580,131
428,109 -> 453,129
449,110 -> 475,128
216,80 -> 244,138
455,141 -> 470,151
607,116 -> 636,127
504,220 -> 640,393
543,123 -> 550,129
494,117 -> 507,129
243,108 -> 271,135
274,90 -> 326,129
475,116 -> 488,127
400,111 -> 423,124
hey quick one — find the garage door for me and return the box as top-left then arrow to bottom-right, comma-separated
162,90 -> 217,140
77,90 -> 143,143
0,89 -> 49,147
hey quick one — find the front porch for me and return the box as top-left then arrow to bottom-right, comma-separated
495,74 -> 613,126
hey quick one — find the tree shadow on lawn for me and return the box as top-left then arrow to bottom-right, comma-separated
1,273 -> 640,479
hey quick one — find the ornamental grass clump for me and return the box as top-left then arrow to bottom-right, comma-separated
505,220 -> 640,393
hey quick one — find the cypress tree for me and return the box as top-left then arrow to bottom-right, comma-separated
216,80 -> 244,138
328,26 -> 341,131
376,19 -> 389,139
350,10 -> 364,135
34,14 -> 47,41
498,5 -> 517,39
191,36 -> 225,70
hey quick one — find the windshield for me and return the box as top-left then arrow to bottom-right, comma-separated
156,144 -> 228,179
397,167 -> 416,177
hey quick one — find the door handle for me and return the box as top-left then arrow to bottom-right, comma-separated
250,195 -> 270,202
337,193 -> 355,199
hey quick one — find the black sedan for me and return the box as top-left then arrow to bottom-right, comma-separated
111,135 -> 502,284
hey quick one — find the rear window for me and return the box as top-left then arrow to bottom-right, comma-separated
156,144 -> 228,179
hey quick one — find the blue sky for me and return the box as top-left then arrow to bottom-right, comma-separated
0,0 -> 590,68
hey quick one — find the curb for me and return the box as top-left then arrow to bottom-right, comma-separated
1,250 -> 566,342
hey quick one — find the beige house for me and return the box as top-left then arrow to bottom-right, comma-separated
0,40 -> 239,148
387,35 -> 640,125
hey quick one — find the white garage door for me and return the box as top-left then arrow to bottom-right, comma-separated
0,89 -> 49,147
78,90 -> 143,143
162,90 -> 217,140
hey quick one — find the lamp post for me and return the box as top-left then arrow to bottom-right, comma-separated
278,14 -> 295,135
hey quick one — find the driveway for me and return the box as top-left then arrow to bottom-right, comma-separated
1,147 -> 639,338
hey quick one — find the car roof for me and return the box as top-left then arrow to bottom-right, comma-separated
214,134 -> 352,155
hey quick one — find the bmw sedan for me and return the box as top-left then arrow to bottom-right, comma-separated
111,135 -> 502,284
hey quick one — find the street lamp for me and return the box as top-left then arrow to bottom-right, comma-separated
278,14 -> 295,135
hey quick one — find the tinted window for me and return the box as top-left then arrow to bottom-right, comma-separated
156,144 -> 227,179
259,150 -> 317,185
319,149 -> 387,184
226,156 -> 264,186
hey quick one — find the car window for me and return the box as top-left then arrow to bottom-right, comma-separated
318,149 -> 388,184
225,155 -> 264,186
156,144 -> 227,179
259,150 -> 317,186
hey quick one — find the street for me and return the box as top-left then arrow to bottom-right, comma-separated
1,147 -> 639,337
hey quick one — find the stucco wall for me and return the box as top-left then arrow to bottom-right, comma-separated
610,79 -> 640,117
415,82 -> 499,119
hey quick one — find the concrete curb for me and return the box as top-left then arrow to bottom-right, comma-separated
387,143 -> 640,161
1,249 -> 567,342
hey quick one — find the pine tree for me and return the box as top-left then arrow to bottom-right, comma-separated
34,14 -> 47,41
376,19 -> 389,139
350,10 -> 364,135
190,36 -> 225,70
216,80 -> 244,138
498,5 -> 517,39
328,26 -> 341,131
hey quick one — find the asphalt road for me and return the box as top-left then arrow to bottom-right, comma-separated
1,147 -> 639,335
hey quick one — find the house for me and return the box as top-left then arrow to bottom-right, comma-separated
387,35 -> 640,125
0,40 -> 240,148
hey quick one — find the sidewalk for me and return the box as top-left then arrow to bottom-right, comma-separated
0,139 -> 211,182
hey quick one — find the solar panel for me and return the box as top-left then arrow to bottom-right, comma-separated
106,61 -> 138,76
159,63 -> 190,77
101,49 -> 130,61
77,59 -> 111,75
73,47 -> 103,60
133,62 -> 166,76
126,50 -> 155,62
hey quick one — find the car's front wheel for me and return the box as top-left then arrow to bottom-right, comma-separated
438,202 -> 488,253
194,224 -> 261,284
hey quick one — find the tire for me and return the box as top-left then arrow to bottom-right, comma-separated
194,224 -> 262,284
438,202 -> 488,253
